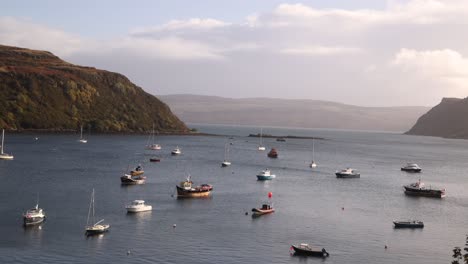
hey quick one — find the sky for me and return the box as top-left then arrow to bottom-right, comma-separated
1,0 -> 468,107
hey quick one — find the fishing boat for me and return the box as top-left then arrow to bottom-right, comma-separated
130,165 -> 144,176
393,220 -> 424,228
258,128 -> 266,151
404,179 -> 445,198
267,148 -> 278,158
290,243 -> 329,257
78,125 -> 87,143
23,204 -> 46,226
335,168 -> 360,178
0,129 -> 14,160
126,200 -> 152,213
176,176 -> 212,198
256,169 -> 276,180
85,189 -> 110,235
146,125 -> 161,150
401,163 -> 422,172
310,139 -> 317,168
171,146 -> 182,155
120,174 -> 146,185
221,142 -> 231,167
251,203 -> 275,217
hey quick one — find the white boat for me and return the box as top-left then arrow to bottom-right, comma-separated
171,146 -> 182,155
401,163 -> 421,172
310,139 -> 317,168
256,169 -> 276,180
23,203 -> 45,226
126,200 -> 152,213
0,129 -> 14,160
85,189 -> 110,235
79,125 -> 87,143
221,142 -> 231,167
335,168 -> 360,178
258,128 -> 266,151
146,124 -> 161,150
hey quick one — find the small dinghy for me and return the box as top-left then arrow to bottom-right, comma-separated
149,157 -> 161,162
251,203 -> 275,217
291,243 -> 329,257
393,220 -> 424,228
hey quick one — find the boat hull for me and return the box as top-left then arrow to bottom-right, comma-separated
149,158 -> 161,162
126,206 -> 152,213
401,168 -> 421,172
291,245 -> 329,257
85,224 -> 110,235
256,175 -> 275,180
393,221 -> 424,228
336,173 -> 360,178
404,188 -> 445,198
176,186 -> 211,198
23,216 -> 45,226
130,170 -> 144,176
0,154 -> 14,160
251,208 -> 275,217
120,175 -> 146,185
221,162 -> 231,167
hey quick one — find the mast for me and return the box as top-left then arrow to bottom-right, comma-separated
80,126 -> 84,140
1,129 -> 4,155
312,139 -> 315,160
87,189 -> 94,227
260,128 -> 263,146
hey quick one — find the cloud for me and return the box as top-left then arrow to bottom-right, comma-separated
281,46 -> 361,56
132,18 -> 229,34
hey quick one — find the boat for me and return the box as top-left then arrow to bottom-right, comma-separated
401,163 -> 422,172
130,165 -> 144,176
403,179 -> 445,198
146,125 -> 161,150
221,142 -> 231,167
171,146 -> 182,155
78,125 -> 87,143
258,128 -> 266,151
290,243 -> 329,257
120,174 -> 146,185
0,129 -> 14,160
256,169 -> 276,180
176,176 -> 212,198
149,157 -> 161,162
310,139 -> 317,168
393,220 -> 424,228
267,148 -> 278,158
85,189 -> 110,235
126,200 -> 152,213
335,168 -> 360,178
276,137 -> 286,142
23,204 -> 46,226
251,203 -> 275,217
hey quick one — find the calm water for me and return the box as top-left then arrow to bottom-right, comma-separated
1,125 -> 467,263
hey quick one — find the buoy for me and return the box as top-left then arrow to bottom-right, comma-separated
173,224 -> 176,228
268,192 -> 273,198
385,245 -> 388,249
127,250 -> 131,255
245,212 -> 248,215
342,207 -> 344,210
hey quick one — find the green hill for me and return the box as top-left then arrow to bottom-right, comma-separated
0,45 -> 187,133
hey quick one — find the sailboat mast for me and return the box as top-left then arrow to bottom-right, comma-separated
312,139 -> 315,160
87,189 -> 94,226
80,126 -> 83,140
260,128 -> 263,146
1,129 -> 4,155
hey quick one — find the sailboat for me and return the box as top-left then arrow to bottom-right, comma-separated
85,189 -> 110,235
310,139 -> 317,168
221,142 -> 231,167
0,129 -> 14,160
146,124 -> 161,150
79,125 -> 87,143
258,128 -> 266,151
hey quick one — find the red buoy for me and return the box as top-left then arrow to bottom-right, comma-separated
268,192 -> 273,198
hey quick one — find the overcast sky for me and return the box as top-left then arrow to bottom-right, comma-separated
1,0 -> 468,107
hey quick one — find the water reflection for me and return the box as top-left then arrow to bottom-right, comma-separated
23,223 -> 44,246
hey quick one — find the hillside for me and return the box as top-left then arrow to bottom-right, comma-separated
0,45 -> 187,133
159,94 -> 429,132
406,97 -> 468,139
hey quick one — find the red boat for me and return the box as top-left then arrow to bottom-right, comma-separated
267,148 -> 278,158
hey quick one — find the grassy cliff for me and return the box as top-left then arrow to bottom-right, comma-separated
0,45 -> 187,133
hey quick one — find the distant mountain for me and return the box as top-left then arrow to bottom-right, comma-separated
0,45 -> 187,133
406,97 -> 468,139
159,94 -> 429,132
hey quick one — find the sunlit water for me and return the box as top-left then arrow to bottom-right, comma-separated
0,124 -> 467,263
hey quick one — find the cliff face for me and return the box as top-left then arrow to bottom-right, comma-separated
0,45 -> 187,133
405,97 -> 468,139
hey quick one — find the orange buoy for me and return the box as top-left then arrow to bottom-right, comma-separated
268,192 -> 273,198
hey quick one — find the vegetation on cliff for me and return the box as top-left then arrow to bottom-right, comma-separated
0,45 -> 187,133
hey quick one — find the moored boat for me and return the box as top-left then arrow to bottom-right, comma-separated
0,129 -> 14,160
78,125 -> 87,143
251,203 -> 275,217
126,200 -> 152,213
221,142 -> 231,167
176,176 -> 212,198
404,179 -> 445,198
171,147 -> 182,155
85,189 -> 110,236
130,165 -> 144,176
335,168 -> 360,178
291,243 -> 329,257
401,163 -> 422,172
120,174 -> 146,185
23,204 -> 46,226
256,169 -> 276,180
393,220 -> 424,228
267,148 -> 278,158
149,157 -> 161,162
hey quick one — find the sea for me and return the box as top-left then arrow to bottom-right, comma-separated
0,124 -> 467,264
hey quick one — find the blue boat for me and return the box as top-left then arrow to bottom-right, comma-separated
256,169 -> 276,180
